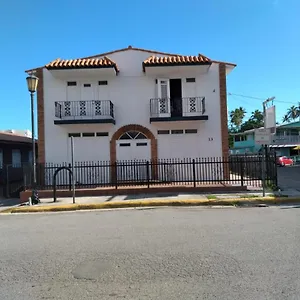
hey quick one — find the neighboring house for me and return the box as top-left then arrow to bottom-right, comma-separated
26,46 -> 235,182
230,121 -> 300,157
0,130 -> 34,167
0,130 -> 36,197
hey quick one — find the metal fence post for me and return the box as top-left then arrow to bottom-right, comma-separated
146,161 -> 150,188
68,163 -> 72,191
4,165 -> 9,198
192,159 -> 196,187
114,163 -> 118,189
240,159 -> 244,187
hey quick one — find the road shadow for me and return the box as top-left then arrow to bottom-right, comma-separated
280,205 -> 300,210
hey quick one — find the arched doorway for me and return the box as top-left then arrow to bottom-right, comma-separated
116,131 -> 150,161
110,124 -> 158,182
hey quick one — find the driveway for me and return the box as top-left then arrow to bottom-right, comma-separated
277,165 -> 300,190
1,207 -> 299,299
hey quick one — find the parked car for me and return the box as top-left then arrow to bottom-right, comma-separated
277,156 -> 294,166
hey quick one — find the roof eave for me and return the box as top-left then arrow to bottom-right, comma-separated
45,64 -> 119,74
143,61 -> 212,70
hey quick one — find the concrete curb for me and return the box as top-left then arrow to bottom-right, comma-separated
2,197 -> 300,214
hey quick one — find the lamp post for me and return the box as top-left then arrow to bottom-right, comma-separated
26,75 -> 39,204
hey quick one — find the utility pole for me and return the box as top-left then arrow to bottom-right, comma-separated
262,97 -> 276,196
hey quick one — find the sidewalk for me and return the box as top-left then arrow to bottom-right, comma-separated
3,190 -> 300,213
0,197 -> 22,212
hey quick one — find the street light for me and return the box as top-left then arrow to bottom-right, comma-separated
26,75 -> 39,205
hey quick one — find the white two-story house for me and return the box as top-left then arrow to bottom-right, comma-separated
26,46 -> 235,183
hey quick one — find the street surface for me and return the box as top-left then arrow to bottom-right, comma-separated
1,207 -> 300,299
277,165 -> 300,190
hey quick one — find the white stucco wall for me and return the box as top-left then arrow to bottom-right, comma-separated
42,49 -> 224,164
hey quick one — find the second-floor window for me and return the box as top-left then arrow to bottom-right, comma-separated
234,135 -> 247,142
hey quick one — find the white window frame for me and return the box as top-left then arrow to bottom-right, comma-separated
157,79 -> 170,117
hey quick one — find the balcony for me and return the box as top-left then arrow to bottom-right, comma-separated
54,100 -> 115,125
270,135 -> 300,146
150,97 -> 208,123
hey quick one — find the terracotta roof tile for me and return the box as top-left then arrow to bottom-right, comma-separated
25,46 -> 236,73
143,54 -> 211,68
45,56 -> 119,72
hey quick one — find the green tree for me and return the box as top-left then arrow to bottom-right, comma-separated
240,110 -> 264,132
282,105 -> 300,122
229,107 -> 246,131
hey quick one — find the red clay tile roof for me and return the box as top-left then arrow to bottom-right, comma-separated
45,56 -> 119,72
143,55 -> 212,71
25,46 -> 236,73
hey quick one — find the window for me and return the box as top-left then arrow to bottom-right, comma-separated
119,131 -> 147,140
96,132 -> 109,137
171,130 -> 184,134
119,143 -> 131,147
67,81 -> 77,86
0,149 -> 3,168
98,81 -> 108,85
28,150 -> 33,163
160,81 -> 168,99
82,132 -> 95,137
137,142 -> 147,146
185,129 -> 198,134
83,83 -> 91,87
234,135 -> 246,142
68,133 -> 81,137
157,130 -> 170,135
12,149 -> 21,167
186,78 -> 196,83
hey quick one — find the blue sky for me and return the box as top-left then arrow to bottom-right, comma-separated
0,0 -> 299,132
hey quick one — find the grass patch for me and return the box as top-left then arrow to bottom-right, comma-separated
206,195 -> 217,200
239,194 -> 260,199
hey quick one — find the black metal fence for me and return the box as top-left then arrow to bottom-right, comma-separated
229,154 -> 278,188
0,163 -> 31,198
20,155 -> 277,191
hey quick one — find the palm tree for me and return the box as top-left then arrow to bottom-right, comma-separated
283,105 -> 300,123
229,107 -> 246,131
250,109 -> 264,123
282,114 -> 290,123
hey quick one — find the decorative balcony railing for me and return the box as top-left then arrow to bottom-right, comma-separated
54,100 -> 114,120
150,97 -> 206,119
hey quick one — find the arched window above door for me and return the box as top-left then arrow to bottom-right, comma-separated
119,131 -> 147,140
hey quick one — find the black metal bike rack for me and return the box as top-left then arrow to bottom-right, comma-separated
53,166 -> 73,202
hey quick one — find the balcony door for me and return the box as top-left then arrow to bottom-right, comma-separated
170,79 -> 182,117
157,79 -> 170,117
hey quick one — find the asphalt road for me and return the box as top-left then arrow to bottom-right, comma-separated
277,165 -> 300,190
1,207 -> 300,300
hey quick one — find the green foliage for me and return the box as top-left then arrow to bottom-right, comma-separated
229,107 -> 246,131
228,108 -> 264,135
282,104 -> 300,123
206,195 -> 217,200
240,110 -> 264,132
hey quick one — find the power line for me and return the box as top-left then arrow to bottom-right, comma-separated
229,94 -> 255,107
228,92 -> 299,105
228,93 -> 265,100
